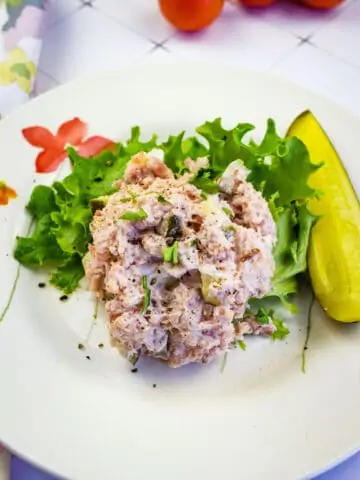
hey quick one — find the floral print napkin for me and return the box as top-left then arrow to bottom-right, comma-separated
0,0 -> 47,474
0,0 -> 47,117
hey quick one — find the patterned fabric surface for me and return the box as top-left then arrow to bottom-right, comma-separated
0,0 -> 47,117
0,2 -> 47,474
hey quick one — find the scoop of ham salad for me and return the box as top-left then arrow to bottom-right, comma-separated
84,151 -> 277,367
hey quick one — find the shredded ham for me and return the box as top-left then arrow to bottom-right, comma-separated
84,152 -> 277,367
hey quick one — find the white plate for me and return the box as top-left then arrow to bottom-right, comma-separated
0,64 -> 360,480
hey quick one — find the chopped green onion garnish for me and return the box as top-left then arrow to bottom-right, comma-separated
220,352 -> 228,373
163,241 -> 179,264
129,352 -> 140,366
141,275 -> 151,314
157,195 -> 171,204
127,189 -> 138,200
120,208 -> 148,221
222,207 -> 233,217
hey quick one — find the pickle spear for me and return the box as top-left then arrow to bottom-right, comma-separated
287,110 -> 360,323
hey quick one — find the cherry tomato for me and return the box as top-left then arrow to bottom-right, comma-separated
240,0 -> 276,7
159,0 -> 225,32
301,0 -> 344,8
